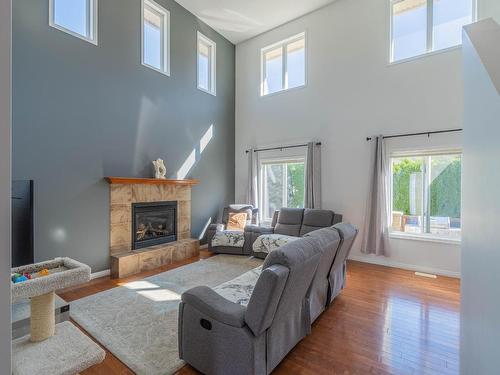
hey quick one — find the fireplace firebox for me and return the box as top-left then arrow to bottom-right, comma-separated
132,201 -> 177,250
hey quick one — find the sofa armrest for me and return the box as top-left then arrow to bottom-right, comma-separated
207,223 -> 224,250
181,286 -> 246,328
243,225 -> 275,254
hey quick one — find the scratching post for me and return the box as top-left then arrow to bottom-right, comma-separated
30,291 -> 55,342
11,258 -> 106,375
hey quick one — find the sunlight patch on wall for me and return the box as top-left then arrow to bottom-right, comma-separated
176,124 -> 214,179
200,125 -> 214,154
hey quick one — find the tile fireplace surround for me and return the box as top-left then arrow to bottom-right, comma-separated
106,177 -> 200,278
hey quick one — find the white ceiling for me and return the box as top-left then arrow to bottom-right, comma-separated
174,0 -> 337,44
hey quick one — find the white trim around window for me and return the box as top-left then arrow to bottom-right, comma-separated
49,0 -> 98,45
197,32 -> 216,96
260,32 -> 307,97
141,0 -> 170,76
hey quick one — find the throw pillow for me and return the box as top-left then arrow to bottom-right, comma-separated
227,212 -> 248,231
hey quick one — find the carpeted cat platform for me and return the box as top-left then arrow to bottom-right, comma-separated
12,321 -> 106,375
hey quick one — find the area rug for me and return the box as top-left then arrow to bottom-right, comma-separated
70,255 -> 263,375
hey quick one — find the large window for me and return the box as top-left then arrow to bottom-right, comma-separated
197,32 -> 216,96
390,151 -> 462,241
261,32 -> 306,96
390,0 -> 475,63
49,0 -> 98,44
142,0 -> 170,75
260,159 -> 305,222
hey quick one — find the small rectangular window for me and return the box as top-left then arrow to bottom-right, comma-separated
49,0 -> 98,45
391,151 -> 462,241
260,159 -> 305,222
197,32 -> 216,96
390,0 -> 475,63
142,0 -> 170,76
261,32 -> 306,96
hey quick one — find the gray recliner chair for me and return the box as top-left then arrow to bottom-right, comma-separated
206,205 -> 258,255
244,208 -> 343,257
178,234 -> 326,375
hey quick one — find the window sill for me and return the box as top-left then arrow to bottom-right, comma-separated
388,45 -> 461,66
389,232 -> 461,245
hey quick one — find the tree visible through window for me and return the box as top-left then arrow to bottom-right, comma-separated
391,152 -> 461,239
261,160 -> 305,221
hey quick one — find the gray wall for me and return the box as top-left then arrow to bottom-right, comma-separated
0,0 -> 12,372
13,0 -> 235,272
461,19 -> 500,375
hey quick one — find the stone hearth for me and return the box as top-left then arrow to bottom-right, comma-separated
106,177 -> 200,278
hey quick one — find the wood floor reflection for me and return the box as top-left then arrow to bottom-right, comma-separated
60,253 -> 460,375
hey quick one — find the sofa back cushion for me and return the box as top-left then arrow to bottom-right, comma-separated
274,208 -> 304,237
299,209 -> 335,236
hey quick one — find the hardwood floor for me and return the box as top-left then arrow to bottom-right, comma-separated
58,252 -> 460,375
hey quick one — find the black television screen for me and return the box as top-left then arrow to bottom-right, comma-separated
12,180 -> 34,267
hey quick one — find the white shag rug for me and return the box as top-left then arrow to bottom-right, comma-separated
70,255 -> 262,375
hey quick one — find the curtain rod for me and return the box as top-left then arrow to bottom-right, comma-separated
366,128 -> 462,141
245,142 -> 322,154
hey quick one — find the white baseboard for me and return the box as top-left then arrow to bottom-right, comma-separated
348,255 -> 461,278
91,269 -> 110,280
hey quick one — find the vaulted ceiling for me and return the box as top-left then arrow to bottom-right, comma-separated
174,0 -> 337,44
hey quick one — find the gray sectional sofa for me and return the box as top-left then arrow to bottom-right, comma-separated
245,208 -> 343,257
178,222 -> 358,375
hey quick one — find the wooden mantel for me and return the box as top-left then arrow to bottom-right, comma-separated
105,177 -> 199,186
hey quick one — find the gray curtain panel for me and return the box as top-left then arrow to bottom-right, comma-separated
305,142 -> 322,209
246,148 -> 259,209
361,136 -> 389,256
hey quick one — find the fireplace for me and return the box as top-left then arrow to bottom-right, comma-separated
132,201 -> 177,250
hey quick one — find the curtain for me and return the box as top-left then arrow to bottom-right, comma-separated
361,136 -> 389,256
305,142 -> 322,209
246,148 -> 258,209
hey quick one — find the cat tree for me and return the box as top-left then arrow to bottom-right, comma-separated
11,257 -> 105,375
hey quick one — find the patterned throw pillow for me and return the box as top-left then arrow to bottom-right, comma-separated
226,212 -> 248,231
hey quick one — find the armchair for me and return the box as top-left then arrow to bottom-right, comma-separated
207,205 -> 258,255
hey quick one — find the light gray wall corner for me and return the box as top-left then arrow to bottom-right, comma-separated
0,0 -> 12,373
461,18 -> 500,375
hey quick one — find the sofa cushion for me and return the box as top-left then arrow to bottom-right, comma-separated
274,208 -> 304,237
299,209 -> 334,236
252,234 -> 300,255
211,230 -> 245,248
222,205 -> 254,226
227,212 -> 247,231
213,266 -> 262,306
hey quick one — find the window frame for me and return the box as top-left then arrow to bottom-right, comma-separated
260,32 -> 307,97
49,0 -> 98,45
389,148 -> 462,243
259,156 -> 306,224
389,0 -> 477,64
197,32 -> 217,96
141,0 -> 170,76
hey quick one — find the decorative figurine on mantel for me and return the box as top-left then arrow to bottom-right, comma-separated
152,158 -> 167,179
